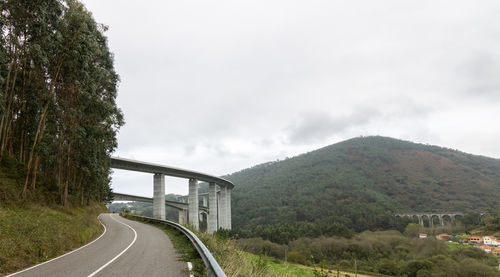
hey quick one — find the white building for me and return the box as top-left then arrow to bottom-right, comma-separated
483,236 -> 500,246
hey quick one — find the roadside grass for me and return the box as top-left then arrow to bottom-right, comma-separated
293,263 -> 379,277
194,231 -> 273,276
238,251 -> 376,277
239,251 -> 319,276
122,214 -> 206,277
0,202 -> 106,275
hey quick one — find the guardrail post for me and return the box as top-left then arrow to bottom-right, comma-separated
153,173 -> 166,219
188,178 -> 199,230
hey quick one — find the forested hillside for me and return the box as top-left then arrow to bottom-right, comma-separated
226,136 -> 500,243
0,0 -> 123,206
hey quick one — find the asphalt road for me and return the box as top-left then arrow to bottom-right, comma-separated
7,213 -> 188,277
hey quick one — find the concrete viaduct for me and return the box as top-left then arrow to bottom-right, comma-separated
110,157 -> 234,233
395,213 -> 464,227
112,192 -> 210,226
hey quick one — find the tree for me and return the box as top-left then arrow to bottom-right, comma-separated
403,260 -> 432,277
404,223 -> 421,238
457,258 -> 497,277
461,212 -> 482,226
376,258 -> 400,275
0,0 -> 123,206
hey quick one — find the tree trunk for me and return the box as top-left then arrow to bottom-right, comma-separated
63,145 -> 70,207
21,57 -> 63,199
0,62 -> 19,153
58,157 -> 63,204
0,47 -> 16,150
22,101 -> 50,199
81,186 -> 84,206
31,155 -> 39,191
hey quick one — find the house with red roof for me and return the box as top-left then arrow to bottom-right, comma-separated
469,236 -> 483,244
477,245 -> 493,252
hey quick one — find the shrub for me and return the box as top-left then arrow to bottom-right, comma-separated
457,258 -> 498,277
287,251 -> 307,264
376,258 -> 400,275
236,237 -> 285,258
403,259 -> 432,277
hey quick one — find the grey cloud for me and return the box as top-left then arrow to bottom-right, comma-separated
184,144 -> 196,155
458,53 -> 500,98
81,0 -> 500,196
256,139 -> 275,148
286,108 -> 381,144
383,97 -> 434,118
211,144 -> 231,158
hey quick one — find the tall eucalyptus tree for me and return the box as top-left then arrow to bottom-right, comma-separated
0,0 -> 123,205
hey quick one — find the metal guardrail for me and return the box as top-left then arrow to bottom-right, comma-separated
129,215 -> 226,277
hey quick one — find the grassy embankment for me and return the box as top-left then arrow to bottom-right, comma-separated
0,156 -> 107,275
0,203 -> 106,275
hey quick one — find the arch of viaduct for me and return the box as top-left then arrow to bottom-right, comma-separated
395,213 -> 464,227
110,157 -> 234,233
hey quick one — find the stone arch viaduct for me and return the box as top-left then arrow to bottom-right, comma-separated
395,213 -> 464,227
110,157 -> 234,234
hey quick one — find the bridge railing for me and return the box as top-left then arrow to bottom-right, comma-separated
129,215 -> 226,277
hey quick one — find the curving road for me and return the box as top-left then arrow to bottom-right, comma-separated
7,213 -> 188,277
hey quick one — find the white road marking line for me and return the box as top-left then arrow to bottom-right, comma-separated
87,214 -> 138,277
6,214 -> 108,277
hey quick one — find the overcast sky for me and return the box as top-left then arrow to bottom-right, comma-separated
81,0 -> 500,197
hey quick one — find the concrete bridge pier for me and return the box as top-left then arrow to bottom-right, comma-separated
218,186 -> 232,230
179,209 -> 187,225
226,188 -> 232,229
428,214 -> 433,227
439,215 -> 444,226
418,215 -> 423,226
188,178 -> 199,230
219,186 -> 227,229
208,182 -> 218,233
153,173 -> 165,220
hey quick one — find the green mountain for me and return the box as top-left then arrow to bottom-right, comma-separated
225,136 -> 500,243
